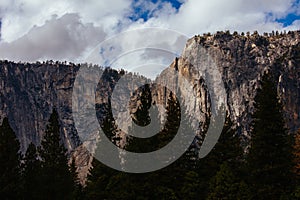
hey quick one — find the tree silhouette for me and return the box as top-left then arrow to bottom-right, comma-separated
247,73 -> 293,199
38,109 -> 73,200
293,128 -> 300,180
22,142 -> 41,200
197,114 -> 244,199
0,118 -> 21,200
207,162 -> 250,200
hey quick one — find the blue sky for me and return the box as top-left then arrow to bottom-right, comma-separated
277,13 -> 300,26
275,0 -> 300,26
129,0 -> 182,21
132,0 -> 300,28
0,0 -> 299,63
129,0 -> 300,28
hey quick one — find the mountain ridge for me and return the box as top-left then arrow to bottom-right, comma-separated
0,30 -> 299,182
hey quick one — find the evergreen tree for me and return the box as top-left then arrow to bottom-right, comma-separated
294,186 -> 300,199
293,128 -> 300,181
100,101 -> 120,144
85,158 -> 117,200
86,89 -> 186,199
203,114 -> 243,168
158,91 -> 181,149
179,171 -> 200,200
175,103 -> 199,170
0,117 -> 21,200
87,88 -> 212,199
207,162 -> 250,200
247,73 -> 293,199
70,158 -> 83,200
154,186 -> 178,200
125,84 -> 161,153
292,129 -> 300,199
86,98 -> 120,200
22,142 -> 41,200
148,91 -> 199,199
107,87 -> 174,199
131,84 -> 152,127
150,91 -> 183,189
126,103 -> 161,153
95,95 -> 121,170
38,109 -> 73,200
197,114 -> 243,199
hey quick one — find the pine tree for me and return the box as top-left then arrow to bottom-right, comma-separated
292,129 -> 300,199
202,114 -> 243,170
179,171 -> 200,200
176,102 -> 199,170
197,114 -> 243,199
70,158 -> 83,200
94,96 -> 121,170
247,73 -> 293,199
207,162 -> 250,200
85,158 -> 117,200
125,84 -> 160,153
131,83 -> 152,127
86,88 -> 205,199
22,142 -> 41,200
86,99 -> 120,200
158,91 -> 181,149
89,89 -> 185,199
38,109 -> 73,200
109,86 -> 175,199
293,128 -> 300,181
0,117 -> 21,200
150,91 -> 194,199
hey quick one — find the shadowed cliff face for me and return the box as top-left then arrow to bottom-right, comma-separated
0,31 -> 299,181
0,61 -> 80,151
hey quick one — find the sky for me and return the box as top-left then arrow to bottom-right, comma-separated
0,0 -> 299,67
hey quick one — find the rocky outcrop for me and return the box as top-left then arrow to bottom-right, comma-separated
173,31 -> 300,138
0,31 -> 299,182
0,61 -> 80,151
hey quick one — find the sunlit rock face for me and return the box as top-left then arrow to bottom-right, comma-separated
183,31 -> 300,137
0,31 -> 299,182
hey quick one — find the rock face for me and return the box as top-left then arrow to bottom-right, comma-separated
0,31 -> 300,181
0,61 -> 80,151
186,31 -> 300,136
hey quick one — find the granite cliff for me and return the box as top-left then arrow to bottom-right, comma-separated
0,30 -> 299,181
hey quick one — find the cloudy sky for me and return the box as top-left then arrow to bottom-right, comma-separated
0,0 -> 299,67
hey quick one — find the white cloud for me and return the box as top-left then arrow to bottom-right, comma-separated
134,0 -> 296,35
0,0 -> 132,42
0,13 -> 106,62
85,28 -> 188,79
0,0 -> 299,65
